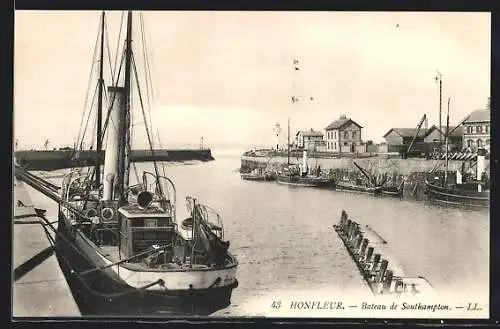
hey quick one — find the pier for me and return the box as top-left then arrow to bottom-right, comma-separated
14,148 -> 215,171
333,210 -> 433,297
12,179 -> 80,317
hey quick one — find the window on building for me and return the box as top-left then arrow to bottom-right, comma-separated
467,126 -> 473,134
344,131 -> 348,139
334,131 -> 337,139
352,131 -> 356,139
476,125 -> 481,134
344,142 -> 348,146
477,139 -> 483,148
467,139 -> 473,148
334,142 -> 337,150
485,125 -> 489,134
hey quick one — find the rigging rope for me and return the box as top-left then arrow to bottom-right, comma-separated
112,12 -> 125,86
131,53 -> 165,201
79,83 -> 100,150
75,22 -> 102,150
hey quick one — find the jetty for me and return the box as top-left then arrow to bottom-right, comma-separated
12,179 -> 80,317
14,148 -> 214,171
333,210 -> 433,297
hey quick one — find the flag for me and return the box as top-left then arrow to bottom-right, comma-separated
294,66 -> 300,71
310,97 -> 314,101
291,96 -> 299,103
293,58 -> 299,65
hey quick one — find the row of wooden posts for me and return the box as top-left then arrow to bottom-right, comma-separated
335,210 -> 413,295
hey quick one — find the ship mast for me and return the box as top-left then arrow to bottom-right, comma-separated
118,11 -> 133,204
95,11 -> 105,187
444,97 -> 450,186
287,118 -> 290,166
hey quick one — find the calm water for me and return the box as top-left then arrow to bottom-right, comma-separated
29,153 -> 489,317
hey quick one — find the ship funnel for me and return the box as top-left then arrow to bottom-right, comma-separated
137,191 -> 154,208
102,86 -> 125,201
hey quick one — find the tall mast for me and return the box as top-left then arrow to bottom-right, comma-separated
95,11 -> 105,187
444,97 -> 450,185
435,72 -> 443,148
287,118 -> 290,166
118,10 -> 133,204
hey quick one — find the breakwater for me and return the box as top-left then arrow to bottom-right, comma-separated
14,149 -> 214,171
241,154 -> 490,176
333,210 -> 434,296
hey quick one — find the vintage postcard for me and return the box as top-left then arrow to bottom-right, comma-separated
12,10 -> 491,320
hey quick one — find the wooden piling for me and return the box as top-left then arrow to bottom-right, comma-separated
365,246 -> 374,263
359,238 -> 368,260
376,259 -> 389,283
382,270 -> 393,293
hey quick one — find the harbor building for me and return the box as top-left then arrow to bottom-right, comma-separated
295,129 -> 324,150
324,115 -> 363,153
462,109 -> 490,152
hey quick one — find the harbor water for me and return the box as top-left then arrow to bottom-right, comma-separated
27,152 -> 489,317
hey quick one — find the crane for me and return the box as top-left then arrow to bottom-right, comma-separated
401,114 -> 426,159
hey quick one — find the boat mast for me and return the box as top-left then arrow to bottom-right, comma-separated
287,118 -> 290,166
95,11 -> 105,187
444,97 -> 450,185
118,10 -> 133,204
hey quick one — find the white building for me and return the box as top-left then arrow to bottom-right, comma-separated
462,109 -> 490,152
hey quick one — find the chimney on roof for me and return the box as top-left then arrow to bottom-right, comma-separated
310,128 -> 314,132
340,114 -> 347,119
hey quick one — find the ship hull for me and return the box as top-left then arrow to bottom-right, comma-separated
336,183 -> 382,195
240,173 -> 275,181
56,212 -> 237,316
276,174 -> 333,187
424,180 -> 489,209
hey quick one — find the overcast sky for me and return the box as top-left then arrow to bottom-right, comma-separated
14,11 -> 490,150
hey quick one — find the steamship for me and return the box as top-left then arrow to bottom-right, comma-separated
55,11 -> 238,315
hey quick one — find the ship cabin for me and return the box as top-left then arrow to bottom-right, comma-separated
117,201 -> 176,262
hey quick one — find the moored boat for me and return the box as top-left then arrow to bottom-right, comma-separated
424,99 -> 489,210
335,180 -> 382,195
240,168 -> 276,181
55,11 -> 238,316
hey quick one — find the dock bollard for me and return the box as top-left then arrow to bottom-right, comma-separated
376,259 -> 389,283
382,270 -> 393,293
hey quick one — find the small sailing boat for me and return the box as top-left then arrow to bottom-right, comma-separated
240,155 -> 277,181
55,11 -> 238,315
335,162 -> 382,195
424,98 -> 489,209
276,119 -> 334,187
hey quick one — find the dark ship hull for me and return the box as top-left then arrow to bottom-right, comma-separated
55,212 -> 238,316
240,173 -> 276,181
336,182 -> 382,195
424,179 -> 489,209
276,174 -> 333,187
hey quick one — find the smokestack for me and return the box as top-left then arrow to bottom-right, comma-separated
102,86 -> 125,201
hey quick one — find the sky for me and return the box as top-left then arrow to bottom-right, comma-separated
13,11 -> 490,151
